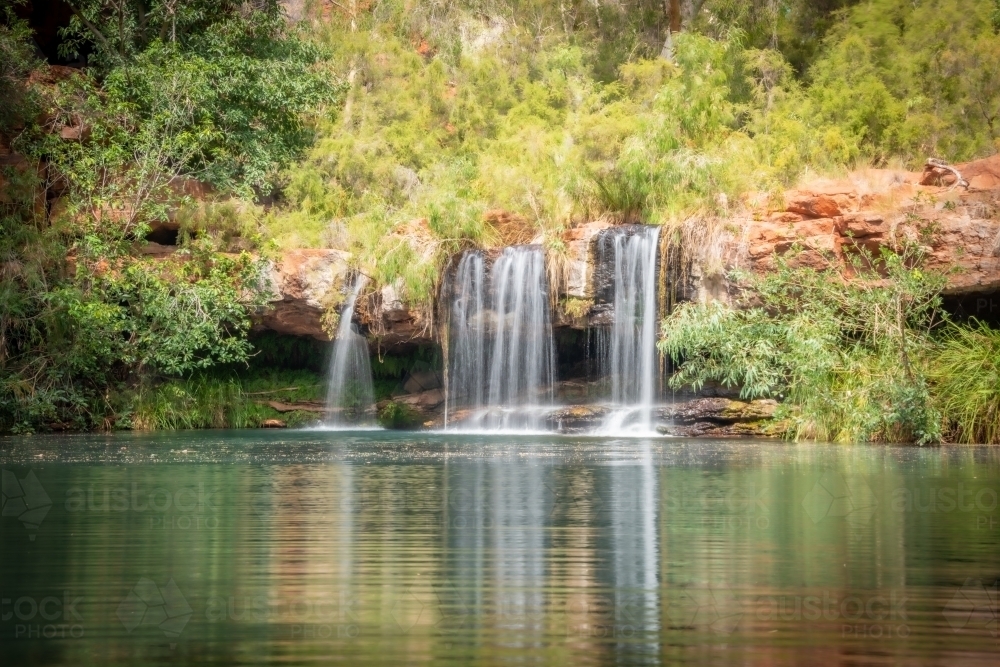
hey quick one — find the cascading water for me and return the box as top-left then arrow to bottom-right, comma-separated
446,251 -> 486,422
595,225 -> 661,434
445,246 -> 556,431
324,275 -> 376,427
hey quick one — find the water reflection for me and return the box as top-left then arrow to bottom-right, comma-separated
0,432 -> 998,665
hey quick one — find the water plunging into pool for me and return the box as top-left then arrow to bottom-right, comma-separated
324,275 -> 376,427
445,246 -> 555,431
594,225 -> 662,435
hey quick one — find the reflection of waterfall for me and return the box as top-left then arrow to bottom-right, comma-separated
595,226 -> 661,434
324,276 -> 375,427
445,246 -> 556,430
443,458 -> 551,645
606,444 -> 660,661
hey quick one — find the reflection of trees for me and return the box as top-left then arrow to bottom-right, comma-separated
18,440 -> 1000,664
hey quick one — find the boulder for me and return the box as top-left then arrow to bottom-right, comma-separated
545,405 -> 612,433
784,191 -> 842,218
658,397 -> 778,424
655,398 -> 780,438
921,155 -> 1000,190
399,388 -> 445,410
403,370 -> 442,394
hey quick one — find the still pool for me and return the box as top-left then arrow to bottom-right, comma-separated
1,430 -> 998,665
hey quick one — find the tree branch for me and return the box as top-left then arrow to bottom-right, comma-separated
66,2 -> 114,56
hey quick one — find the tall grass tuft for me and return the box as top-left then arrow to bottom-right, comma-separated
930,320 -> 1000,444
129,378 -> 265,430
124,369 -> 327,431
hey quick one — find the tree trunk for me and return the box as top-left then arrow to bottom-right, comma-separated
669,0 -> 682,32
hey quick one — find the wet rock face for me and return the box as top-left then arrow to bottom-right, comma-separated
363,283 -> 434,350
533,397 -> 779,436
654,398 -> 779,437
560,220 -> 614,300
591,225 -> 653,305
421,398 -> 779,436
258,249 -> 434,348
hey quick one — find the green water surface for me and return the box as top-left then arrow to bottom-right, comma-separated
1,430 -> 998,665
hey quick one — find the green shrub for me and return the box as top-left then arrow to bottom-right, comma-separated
660,246 -> 946,444
377,401 -> 423,430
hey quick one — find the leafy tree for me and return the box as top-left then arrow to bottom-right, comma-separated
54,0 -> 341,195
0,3 -> 334,432
807,0 -> 1000,161
0,3 -> 40,134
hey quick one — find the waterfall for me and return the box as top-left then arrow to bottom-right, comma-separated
324,275 -> 376,427
595,225 -> 661,434
447,252 -> 487,419
446,246 -> 556,430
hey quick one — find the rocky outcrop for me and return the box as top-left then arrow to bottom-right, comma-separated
655,398 -> 781,437
259,248 -> 350,340
744,157 -> 1000,296
385,396 -> 779,436
361,283 -> 435,349
258,248 -> 434,349
538,398 -> 779,437
559,219 -> 614,299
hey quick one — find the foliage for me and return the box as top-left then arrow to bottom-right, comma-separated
561,297 -> 594,320
6,0 -> 1000,436
55,0 -> 342,195
125,369 -> 325,430
0,239 -> 270,431
377,401 -> 423,430
0,4 -> 333,433
929,320 -> 1000,444
244,332 -> 326,373
660,247 -> 946,443
806,0 -> 1000,162
271,1 -> 1000,308
0,3 -> 40,134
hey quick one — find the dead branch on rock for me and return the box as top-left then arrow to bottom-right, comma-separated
925,158 -> 970,191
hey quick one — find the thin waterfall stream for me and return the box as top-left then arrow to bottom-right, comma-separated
324,275 -> 376,427
594,225 -> 662,434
